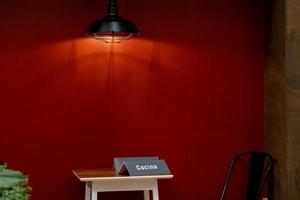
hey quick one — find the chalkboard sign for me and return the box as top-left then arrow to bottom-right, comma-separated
113,157 -> 171,176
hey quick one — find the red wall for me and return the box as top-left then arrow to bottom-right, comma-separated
0,0 -> 264,199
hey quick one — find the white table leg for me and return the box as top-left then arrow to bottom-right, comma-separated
91,190 -> 97,200
152,187 -> 159,200
144,190 -> 150,200
85,182 -> 91,200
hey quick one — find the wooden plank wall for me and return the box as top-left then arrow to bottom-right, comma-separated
286,0 -> 300,199
265,0 -> 300,199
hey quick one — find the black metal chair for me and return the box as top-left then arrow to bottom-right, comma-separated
220,152 -> 273,200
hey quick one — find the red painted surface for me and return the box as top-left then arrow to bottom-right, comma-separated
0,0 -> 264,199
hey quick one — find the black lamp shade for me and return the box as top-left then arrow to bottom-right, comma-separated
88,0 -> 139,43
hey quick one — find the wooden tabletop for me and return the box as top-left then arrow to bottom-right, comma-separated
73,169 -> 174,181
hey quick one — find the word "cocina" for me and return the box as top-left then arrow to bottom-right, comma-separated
136,164 -> 158,171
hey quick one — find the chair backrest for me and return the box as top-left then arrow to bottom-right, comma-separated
220,152 -> 273,200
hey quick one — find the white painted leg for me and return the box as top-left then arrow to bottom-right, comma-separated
152,187 -> 159,200
144,190 -> 150,200
91,190 -> 97,200
85,183 -> 91,200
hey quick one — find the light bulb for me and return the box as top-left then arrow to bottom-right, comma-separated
88,33 -> 134,43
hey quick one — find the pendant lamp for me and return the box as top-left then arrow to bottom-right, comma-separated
87,0 -> 139,43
